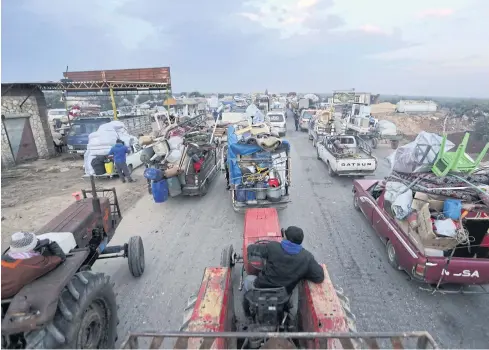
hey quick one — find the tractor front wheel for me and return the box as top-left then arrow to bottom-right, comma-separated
24,271 -> 118,349
128,236 -> 145,277
220,244 -> 235,268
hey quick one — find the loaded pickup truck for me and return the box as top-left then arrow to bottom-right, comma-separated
316,135 -> 377,177
352,179 -> 489,290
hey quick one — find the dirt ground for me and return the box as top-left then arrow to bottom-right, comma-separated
1,154 -> 149,249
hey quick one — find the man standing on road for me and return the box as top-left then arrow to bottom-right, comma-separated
108,139 -> 135,183
294,111 -> 300,131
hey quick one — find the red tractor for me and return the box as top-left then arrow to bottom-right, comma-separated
122,208 -> 438,349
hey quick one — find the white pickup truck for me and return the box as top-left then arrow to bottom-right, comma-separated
316,135 -> 377,177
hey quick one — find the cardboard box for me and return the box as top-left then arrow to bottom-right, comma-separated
412,192 -> 444,212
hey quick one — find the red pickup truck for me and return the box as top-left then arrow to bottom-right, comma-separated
352,179 -> 489,287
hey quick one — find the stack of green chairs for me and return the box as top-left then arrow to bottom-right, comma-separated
432,132 -> 489,176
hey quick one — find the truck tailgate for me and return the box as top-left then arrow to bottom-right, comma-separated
425,256 -> 489,284
336,157 -> 377,172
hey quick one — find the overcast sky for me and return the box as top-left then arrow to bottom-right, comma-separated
2,0 -> 488,97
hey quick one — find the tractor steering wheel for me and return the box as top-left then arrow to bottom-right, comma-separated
248,239 -> 274,271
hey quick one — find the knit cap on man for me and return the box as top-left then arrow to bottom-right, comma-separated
9,232 -> 38,253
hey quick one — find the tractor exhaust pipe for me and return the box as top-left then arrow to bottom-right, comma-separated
90,175 -> 102,217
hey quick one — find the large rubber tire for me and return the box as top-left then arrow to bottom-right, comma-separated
391,140 -> 399,149
386,240 -> 400,270
327,162 -> 336,177
317,148 -> 321,160
199,180 -> 209,197
371,138 -> 378,149
353,193 -> 360,211
128,236 -> 145,277
335,287 -> 361,347
220,244 -> 234,268
24,271 -> 118,349
180,295 -> 198,331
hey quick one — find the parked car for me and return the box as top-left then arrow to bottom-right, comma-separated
266,111 -> 287,136
352,179 -> 489,288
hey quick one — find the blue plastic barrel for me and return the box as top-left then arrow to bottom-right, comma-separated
246,188 -> 257,201
236,186 -> 246,202
152,179 -> 169,203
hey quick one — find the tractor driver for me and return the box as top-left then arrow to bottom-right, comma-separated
1,232 -> 66,299
244,226 -> 325,325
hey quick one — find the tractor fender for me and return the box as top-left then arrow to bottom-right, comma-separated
1,249 -> 90,335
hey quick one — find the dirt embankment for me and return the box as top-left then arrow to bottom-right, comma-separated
1,155 -> 148,249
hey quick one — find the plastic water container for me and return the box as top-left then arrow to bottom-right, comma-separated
236,186 -> 246,202
256,182 -> 267,200
151,180 -> 169,203
167,176 -> 182,197
443,199 -> 462,220
104,161 -> 114,174
144,167 -> 164,182
246,188 -> 257,201
267,186 -> 282,202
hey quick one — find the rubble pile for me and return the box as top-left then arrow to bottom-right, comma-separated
374,111 -> 474,137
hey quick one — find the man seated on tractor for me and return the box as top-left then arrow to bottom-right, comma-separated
1,232 -> 66,299
244,226 -> 324,325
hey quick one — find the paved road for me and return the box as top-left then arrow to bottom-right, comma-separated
96,116 -> 489,348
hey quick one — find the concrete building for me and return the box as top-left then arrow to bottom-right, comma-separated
1,83 -> 55,168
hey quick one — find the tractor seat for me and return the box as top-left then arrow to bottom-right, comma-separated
244,287 -> 290,326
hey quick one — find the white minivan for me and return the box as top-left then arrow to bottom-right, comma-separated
266,111 -> 287,136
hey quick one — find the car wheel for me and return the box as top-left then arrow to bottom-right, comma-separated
327,162 -> 336,177
353,193 -> 360,211
312,139 -> 316,148
371,138 -> 378,149
386,240 -> 400,270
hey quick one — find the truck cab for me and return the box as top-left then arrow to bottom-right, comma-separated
266,111 -> 287,136
67,117 -> 111,154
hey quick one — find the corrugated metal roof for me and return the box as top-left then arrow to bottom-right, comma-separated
64,67 -> 171,84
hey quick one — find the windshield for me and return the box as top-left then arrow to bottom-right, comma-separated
302,112 -> 313,119
68,121 -> 107,136
268,114 -> 284,122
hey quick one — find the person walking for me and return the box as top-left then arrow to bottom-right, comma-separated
294,111 -> 300,131
108,139 -> 135,183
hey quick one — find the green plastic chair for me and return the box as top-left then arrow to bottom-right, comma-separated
432,132 -> 489,176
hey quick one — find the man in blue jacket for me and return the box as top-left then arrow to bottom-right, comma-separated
244,226 -> 324,326
108,139 -> 135,183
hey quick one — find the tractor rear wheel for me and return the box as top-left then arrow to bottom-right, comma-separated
128,236 -> 145,277
180,295 -> 198,331
24,271 -> 117,349
220,244 -> 234,268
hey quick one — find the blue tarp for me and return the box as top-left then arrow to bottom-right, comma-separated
227,125 -> 290,185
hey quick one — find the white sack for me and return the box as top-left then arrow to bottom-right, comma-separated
387,131 -> 455,173
168,136 -> 184,150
